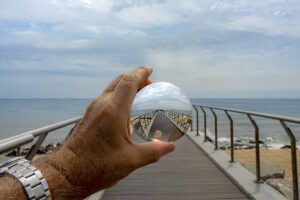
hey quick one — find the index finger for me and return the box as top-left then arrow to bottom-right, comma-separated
114,67 -> 153,109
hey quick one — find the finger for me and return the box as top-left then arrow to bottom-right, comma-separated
114,66 -> 152,108
132,140 -> 175,168
103,74 -> 124,93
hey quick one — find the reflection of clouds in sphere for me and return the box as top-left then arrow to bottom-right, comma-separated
133,82 -> 192,111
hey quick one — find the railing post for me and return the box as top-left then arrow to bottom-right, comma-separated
146,113 -> 149,126
200,107 -> 207,142
16,147 -> 21,156
210,108 -> 218,150
25,132 -> 48,160
191,114 -> 193,131
247,114 -> 262,183
280,120 -> 299,200
193,105 -> 199,136
225,111 -> 234,163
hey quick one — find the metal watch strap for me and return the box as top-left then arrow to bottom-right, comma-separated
1,157 -> 51,200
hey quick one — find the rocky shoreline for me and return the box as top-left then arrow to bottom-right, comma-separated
210,136 -> 296,150
5,142 -> 61,157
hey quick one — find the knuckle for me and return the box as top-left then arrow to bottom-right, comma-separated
118,74 -> 126,80
122,74 -> 135,82
84,100 -> 98,116
119,77 -> 135,90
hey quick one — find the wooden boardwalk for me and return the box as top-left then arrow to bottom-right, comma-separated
103,135 -> 253,200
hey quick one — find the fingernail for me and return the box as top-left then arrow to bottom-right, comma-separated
167,142 -> 175,152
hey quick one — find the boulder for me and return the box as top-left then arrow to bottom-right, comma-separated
242,162 -> 285,180
281,145 -> 291,149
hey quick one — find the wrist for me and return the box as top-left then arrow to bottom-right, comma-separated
0,175 -> 27,199
0,157 -> 56,200
39,144 -> 100,199
34,155 -> 74,199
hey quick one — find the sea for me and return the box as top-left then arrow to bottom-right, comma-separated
0,99 -> 300,148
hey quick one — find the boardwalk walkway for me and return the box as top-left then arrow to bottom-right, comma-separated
103,135 -> 253,200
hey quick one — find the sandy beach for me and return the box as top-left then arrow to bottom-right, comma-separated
225,149 -> 300,179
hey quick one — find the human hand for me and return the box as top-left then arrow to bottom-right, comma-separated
40,67 -> 175,199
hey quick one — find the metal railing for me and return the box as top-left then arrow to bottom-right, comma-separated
0,116 -> 81,160
192,104 -> 300,200
1,105 -> 299,199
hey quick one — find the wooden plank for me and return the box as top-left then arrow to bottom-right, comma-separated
103,136 -> 252,200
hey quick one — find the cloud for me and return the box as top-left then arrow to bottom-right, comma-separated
146,48 -> 300,96
116,4 -> 182,27
209,0 -> 300,38
0,0 -> 300,98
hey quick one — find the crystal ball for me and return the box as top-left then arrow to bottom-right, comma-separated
131,82 -> 192,142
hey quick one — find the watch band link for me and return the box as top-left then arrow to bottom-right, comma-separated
3,158 -> 51,200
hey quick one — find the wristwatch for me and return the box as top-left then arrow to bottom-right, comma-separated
0,157 -> 52,200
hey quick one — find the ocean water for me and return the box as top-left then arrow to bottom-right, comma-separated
0,99 -> 300,146
0,99 -> 92,144
190,99 -> 300,146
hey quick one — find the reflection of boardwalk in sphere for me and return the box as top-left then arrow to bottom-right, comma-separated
131,109 -> 191,142
148,111 -> 183,142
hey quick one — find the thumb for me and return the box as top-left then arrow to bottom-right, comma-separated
133,139 -> 175,168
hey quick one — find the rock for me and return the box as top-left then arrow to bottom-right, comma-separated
45,143 -> 59,152
249,138 -> 264,144
220,145 -> 229,150
266,179 -> 293,200
37,146 -> 47,154
265,137 -> 274,142
206,136 -> 213,143
281,145 -> 291,149
6,149 -> 19,157
249,138 -> 255,144
240,145 -> 251,150
242,162 -> 285,180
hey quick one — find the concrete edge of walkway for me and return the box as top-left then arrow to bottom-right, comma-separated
85,190 -> 105,200
186,131 -> 287,200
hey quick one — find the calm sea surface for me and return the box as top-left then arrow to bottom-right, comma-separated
0,99 -> 300,145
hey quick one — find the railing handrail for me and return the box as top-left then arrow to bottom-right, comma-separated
195,104 -> 300,124
192,103 -> 299,200
0,116 -> 82,155
1,104 -> 299,199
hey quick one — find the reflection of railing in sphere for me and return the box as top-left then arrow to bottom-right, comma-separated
131,109 -> 192,142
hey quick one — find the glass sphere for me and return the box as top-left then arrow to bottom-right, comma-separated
131,82 -> 192,142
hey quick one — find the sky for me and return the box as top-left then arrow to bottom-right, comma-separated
0,0 -> 300,98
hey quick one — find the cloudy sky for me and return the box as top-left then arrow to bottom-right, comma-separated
0,0 -> 300,98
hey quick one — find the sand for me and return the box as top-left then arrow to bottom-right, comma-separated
225,149 -> 300,179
